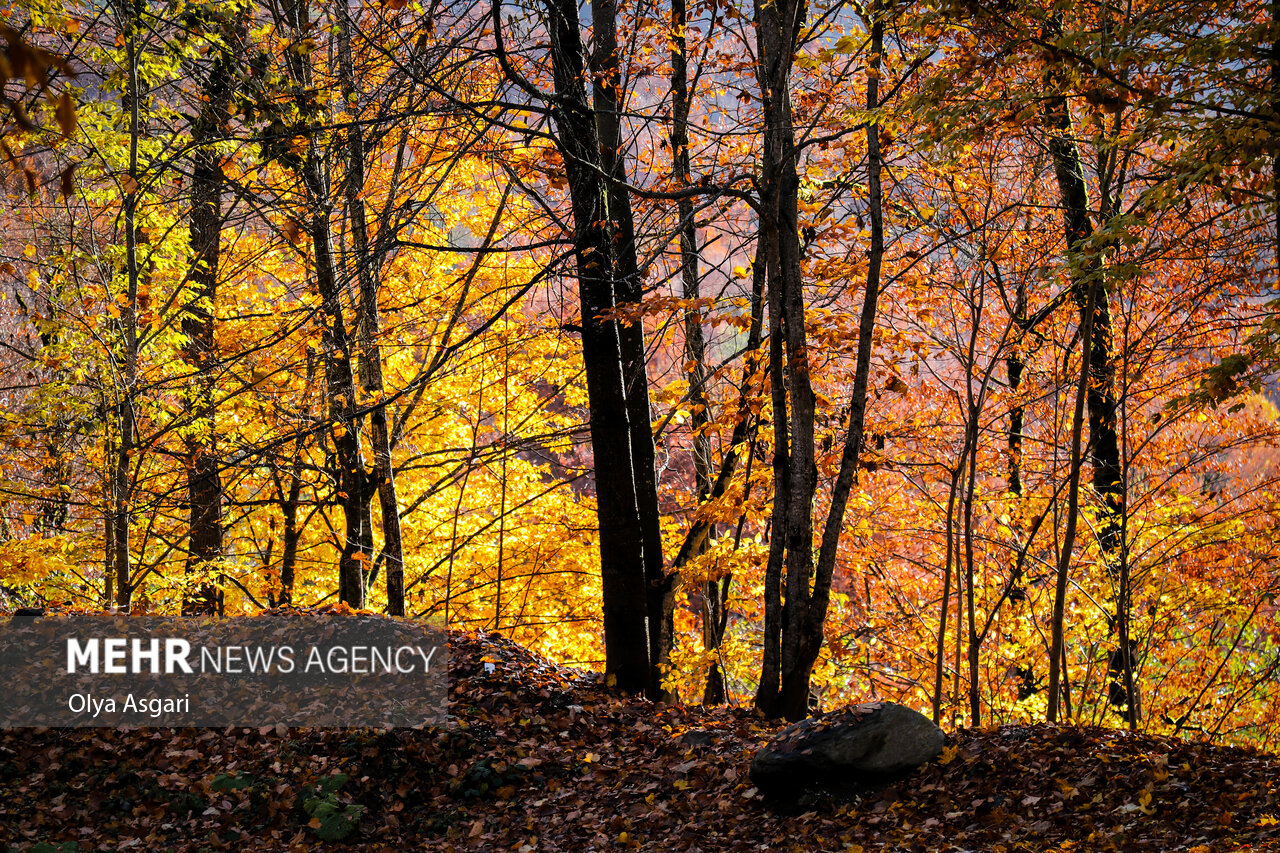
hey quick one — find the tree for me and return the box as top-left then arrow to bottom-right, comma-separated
180,4 -> 246,616
754,0 -> 896,720
272,0 -> 369,609
488,0 -> 670,696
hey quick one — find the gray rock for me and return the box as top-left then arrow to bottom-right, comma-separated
679,729 -> 714,748
750,702 -> 945,801
8,607 -> 44,628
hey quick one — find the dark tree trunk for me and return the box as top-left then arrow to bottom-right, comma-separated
303,155 -> 367,610
1048,273 -> 1096,723
1004,275 -> 1028,608
337,6 -> 405,616
931,461 -> 963,723
1007,276 -> 1025,497
34,322 -> 72,536
592,0 -> 671,698
1272,0 -> 1278,279
752,0 -> 817,722
539,0 -> 666,697
668,0 -> 721,704
963,399 -> 981,724
806,10 -> 888,716
280,0 -> 367,609
278,467 -> 302,608
181,14 -> 243,617
1042,16 -> 1129,713
756,5 -> 887,721
1042,35 -> 1124,563
112,0 -> 144,611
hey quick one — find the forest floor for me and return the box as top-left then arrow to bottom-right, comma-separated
2,628 -> 1279,852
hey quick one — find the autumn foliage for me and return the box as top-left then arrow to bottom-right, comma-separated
0,0 -> 1276,750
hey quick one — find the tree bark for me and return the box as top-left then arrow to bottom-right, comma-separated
280,0 -> 367,609
592,0 -> 671,698
278,465 -> 302,608
756,5 -> 887,720
1042,21 -> 1124,565
668,0 -> 722,704
112,0 -> 144,610
337,5 -> 405,616
806,10 -> 888,716
931,461 -> 963,723
752,0 -> 818,722
1048,277 -> 1096,723
1007,276 -> 1026,497
1272,0 -> 1278,280
181,14 -> 243,617
538,0 -> 666,696
1042,15 -> 1128,711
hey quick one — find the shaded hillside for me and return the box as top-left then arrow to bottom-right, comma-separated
1,630 -> 1278,852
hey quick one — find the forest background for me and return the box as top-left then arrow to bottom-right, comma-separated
0,0 -> 1276,746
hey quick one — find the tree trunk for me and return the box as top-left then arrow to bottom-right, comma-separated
1042,16 -> 1128,711
932,461 -> 963,723
278,466 -> 302,608
757,203 -> 789,716
963,400 -> 981,725
757,6 -> 887,720
337,5 -> 405,616
1007,277 -> 1026,497
594,0 -> 671,699
752,0 -> 818,722
1042,21 -> 1124,564
806,9 -> 888,715
280,0 -> 367,609
181,14 -> 243,617
112,0 -> 144,611
539,0 -> 666,696
305,156 -> 367,610
1272,0 -> 1278,279
668,0 -> 721,704
1048,277 -> 1096,723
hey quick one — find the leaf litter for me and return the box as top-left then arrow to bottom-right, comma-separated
0,619 -> 1277,852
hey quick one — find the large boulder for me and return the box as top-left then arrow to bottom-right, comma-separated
750,702 -> 945,802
